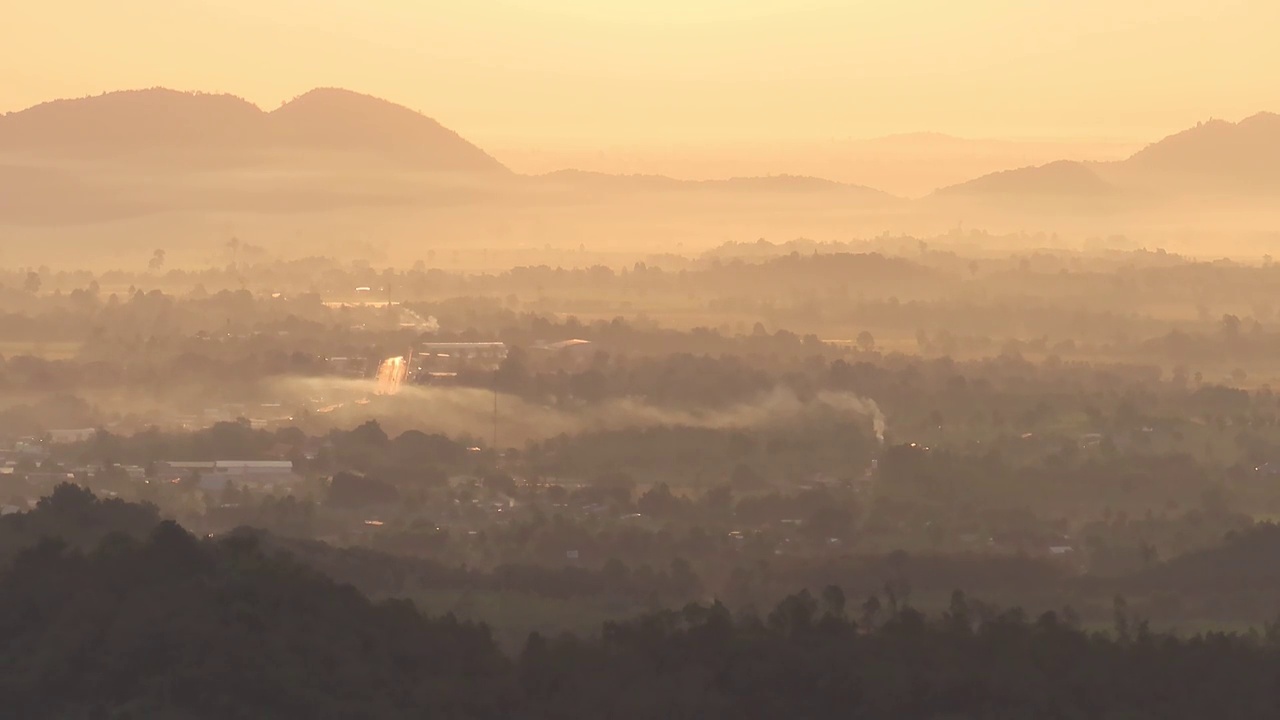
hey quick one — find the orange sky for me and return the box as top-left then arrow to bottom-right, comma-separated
4,0 -> 1278,148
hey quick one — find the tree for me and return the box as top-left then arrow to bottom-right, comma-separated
821,585 -> 847,619
23,271 -> 41,294
389,430 -> 463,467
729,464 -> 765,490
327,471 -> 400,508
1222,314 -> 1242,342
348,419 -> 389,448
148,249 -> 166,271
804,503 -> 855,541
856,330 -> 876,353
588,471 -> 635,505
637,483 -> 681,518
915,328 -> 931,353
495,347 -> 530,392
484,472 -> 517,496
702,484 -> 733,514
38,482 -> 96,514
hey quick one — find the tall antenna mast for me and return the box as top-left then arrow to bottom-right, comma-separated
492,369 -> 499,453
386,282 -> 394,329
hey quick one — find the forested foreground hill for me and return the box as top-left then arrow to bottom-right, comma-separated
4,502 -> 1280,717
0,523 -> 508,720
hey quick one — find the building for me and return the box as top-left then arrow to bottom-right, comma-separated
325,357 -> 370,377
532,339 -> 595,369
416,342 -> 508,372
535,338 -> 592,353
418,371 -> 460,385
158,460 -> 301,492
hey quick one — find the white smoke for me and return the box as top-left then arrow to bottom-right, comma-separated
273,377 -> 886,446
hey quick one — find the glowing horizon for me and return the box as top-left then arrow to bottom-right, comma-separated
4,1 -> 1278,150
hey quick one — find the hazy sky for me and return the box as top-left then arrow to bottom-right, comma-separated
4,0 -> 1278,147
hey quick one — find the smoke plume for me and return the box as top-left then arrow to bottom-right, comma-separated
273,377 -> 886,446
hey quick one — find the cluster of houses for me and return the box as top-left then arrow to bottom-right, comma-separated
1,429 -> 305,510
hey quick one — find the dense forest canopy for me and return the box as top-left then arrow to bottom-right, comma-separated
5,238 -> 1280,717
5,494 -> 1280,718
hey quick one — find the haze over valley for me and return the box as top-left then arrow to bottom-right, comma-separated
7,3 -> 1280,718
2,87 -> 1278,267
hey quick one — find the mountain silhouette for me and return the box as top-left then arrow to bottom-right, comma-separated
926,110 -> 1280,204
267,88 -> 507,172
0,88 -> 1276,242
0,87 -> 507,173
3,88 -> 1274,194
0,89 -> 264,152
936,113 -> 1280,200
1122,112 -> 1280,186
933,160 -> 1114,197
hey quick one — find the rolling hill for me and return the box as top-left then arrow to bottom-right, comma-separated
0,87 -> 508,173
926,112 -> 1280,215
0,89 -> 264,154
0,88 -> 1276,260
1121,112 -> 1280,188
267,88 -> 508,172
933,160 -> 1114,198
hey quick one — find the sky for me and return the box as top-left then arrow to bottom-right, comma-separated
4,0 -> 1279,149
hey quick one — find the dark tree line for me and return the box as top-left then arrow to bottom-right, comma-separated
6,520 -> 1280,719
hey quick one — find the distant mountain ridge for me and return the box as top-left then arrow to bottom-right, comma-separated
934,160 -> 1114,198
0,87 -> 508,173
538,169 -> 891,198
1125,112 -> 1280,182
0,87 -> 1276,233
934,112 -> 1280,199
2,87 -> 1276,195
